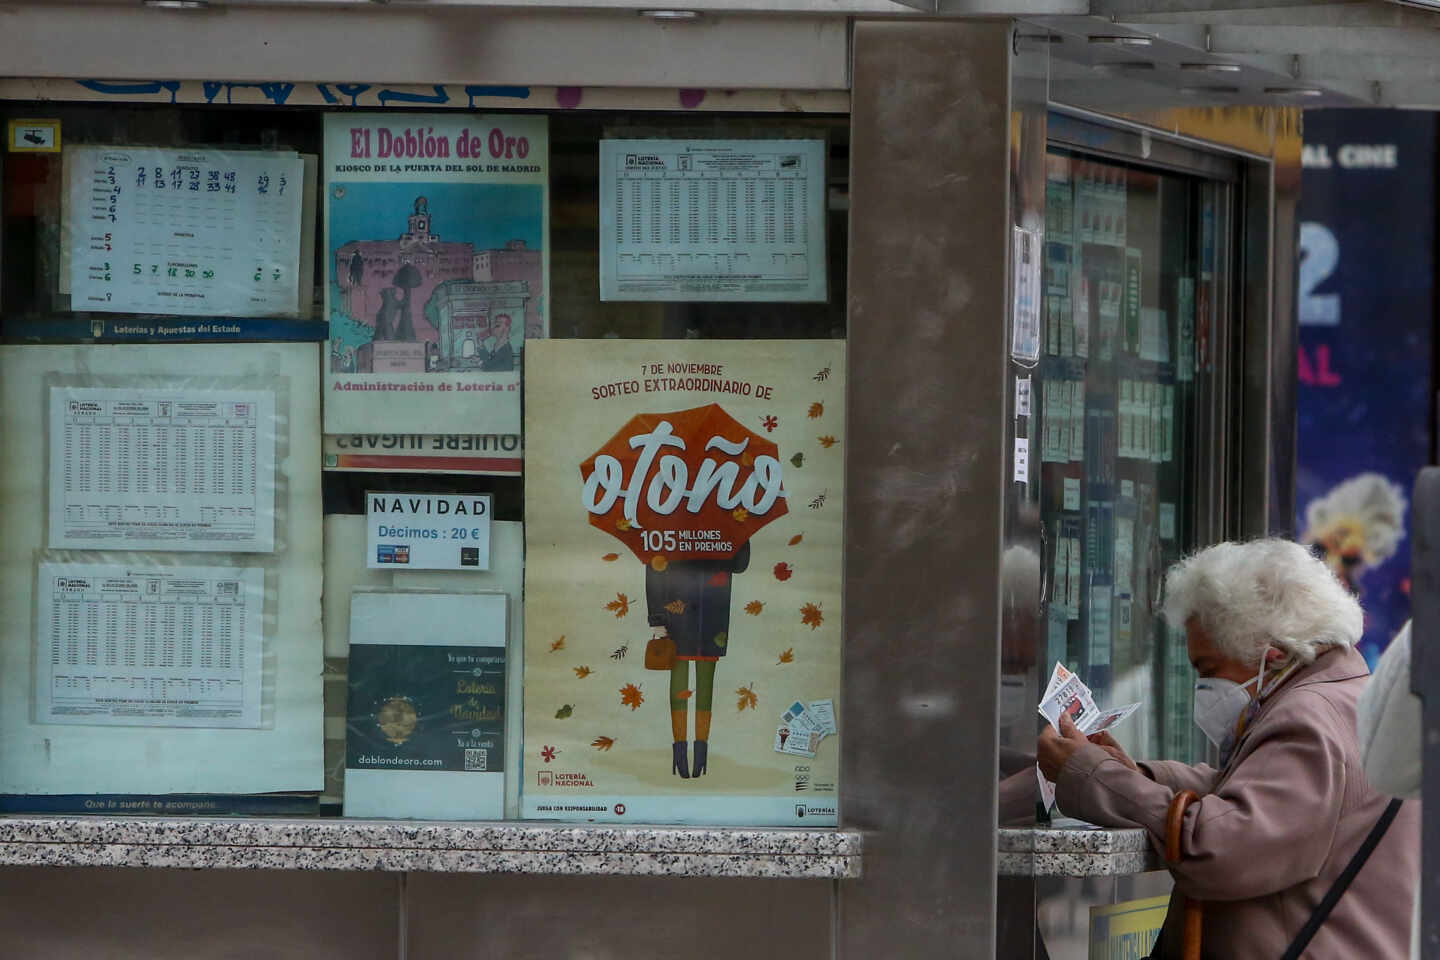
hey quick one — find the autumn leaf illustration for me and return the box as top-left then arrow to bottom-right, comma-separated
814,365 -> 831,382
650,555 -> 669,572
788,534 -> 804,547
619,682 -> 645,711
777,648 -> 795,665
602,553 -> 620,562
541,745 -> 558,763
591,736 -> 616,751
664,599 -> 686,615
733,507 -> 750,523
610,644 -> 629,661
773,562 -> 794,582
744,600 -> 765,616
616,517 -> 632,532
808,402 -> 824,419
555,704 -> 574,719
708,571 -> 730,587
801,602 -> 824,630
809,491 -> 828,510
790,452 -> 805,468
549,636 -> 566,653
604,593 -> 631,618
713,632 -> 728,649
676,689 -> 694,700
736,684 -> 759,712
573,666 -> 592,679
761,414 -> 779,432
818,435 -> 838,449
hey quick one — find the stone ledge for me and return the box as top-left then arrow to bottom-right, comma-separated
997,827 -> 1162,877
0,817 -> 862,879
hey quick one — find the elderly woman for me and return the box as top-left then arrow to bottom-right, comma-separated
1038,538 -> 1418,959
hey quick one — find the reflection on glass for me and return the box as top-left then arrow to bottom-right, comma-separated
1033,149 -> 1226,772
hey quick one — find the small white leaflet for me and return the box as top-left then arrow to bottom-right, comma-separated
1011,226 -> 1043,363
1063,477 -> 1081,512
806,699 -> 837,737
1014,437 -> 1030,485
1016,376 -> 1033,418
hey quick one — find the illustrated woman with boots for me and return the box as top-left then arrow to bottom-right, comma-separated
645,541 -> 750,779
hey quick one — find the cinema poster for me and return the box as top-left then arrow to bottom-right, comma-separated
522,340 -> 845,825
322,113 -> 548,437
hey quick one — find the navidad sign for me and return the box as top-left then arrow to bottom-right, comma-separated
523,340 -> 845,826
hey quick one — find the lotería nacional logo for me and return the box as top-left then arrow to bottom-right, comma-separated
551,772 -> 596,788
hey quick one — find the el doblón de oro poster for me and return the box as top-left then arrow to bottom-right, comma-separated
524,340 -> 844,825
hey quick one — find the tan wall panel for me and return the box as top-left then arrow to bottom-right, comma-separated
0,5 -> 848,90
405,874 -> 833,959
0,866 -> 398,959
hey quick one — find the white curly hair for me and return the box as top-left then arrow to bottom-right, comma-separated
1161,538 -> 1363,665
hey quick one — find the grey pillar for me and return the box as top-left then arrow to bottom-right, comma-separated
1410,467 -> 1440,958
841,20 -> 1012,958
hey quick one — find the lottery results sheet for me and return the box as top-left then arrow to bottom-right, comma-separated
1035,662 -> 1140,810
598,139 -> 827,302
35,563 -> 264,729
65,145 -> 305,317
48,386 -> 277,553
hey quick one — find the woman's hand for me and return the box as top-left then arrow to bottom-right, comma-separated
1037,714 -> 1090,781
1087,730 -> 1139,773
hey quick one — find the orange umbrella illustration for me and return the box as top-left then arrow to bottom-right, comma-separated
580,402 -> 788,782
579,402 -> 788,565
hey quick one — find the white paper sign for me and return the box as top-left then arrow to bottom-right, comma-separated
49,386 -> 276,553
1011,226 -> 1043,362
36,563 -> 264,728
1016,376 -> 1032,418
1063,477 -> 1081,512
599,139 -> 827,302
66,145 -> 303,317
366,492 -> 492,570
1014,437 -> 1030,484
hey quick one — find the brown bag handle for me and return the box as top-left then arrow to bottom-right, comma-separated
1165,790 -> 1203,960
1165,789 -> 1200,862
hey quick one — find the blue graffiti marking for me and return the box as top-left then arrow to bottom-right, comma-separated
318,83 -> 380,106
465,85 -> 531,107
335,84 -> 373,107
376,85 -> 451,107
202,82 -> 295,105
78,80 -> 182,103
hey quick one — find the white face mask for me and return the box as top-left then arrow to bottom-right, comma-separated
1192,651 -> 1268,751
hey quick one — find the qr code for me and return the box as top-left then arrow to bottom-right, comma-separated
464,748 -> 488,772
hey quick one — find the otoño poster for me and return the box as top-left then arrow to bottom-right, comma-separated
523,340 -> 845,825
322,113 -> 548,436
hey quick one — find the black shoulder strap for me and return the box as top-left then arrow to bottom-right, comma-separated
1278,797 -> 1405,960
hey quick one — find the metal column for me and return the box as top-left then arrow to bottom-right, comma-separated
841,19 -> 1014,958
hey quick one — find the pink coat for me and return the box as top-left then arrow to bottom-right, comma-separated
1056,645 -> 1418,960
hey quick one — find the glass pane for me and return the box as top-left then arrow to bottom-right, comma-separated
0,98 -> 850,826
1035,148 -> 1222,769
